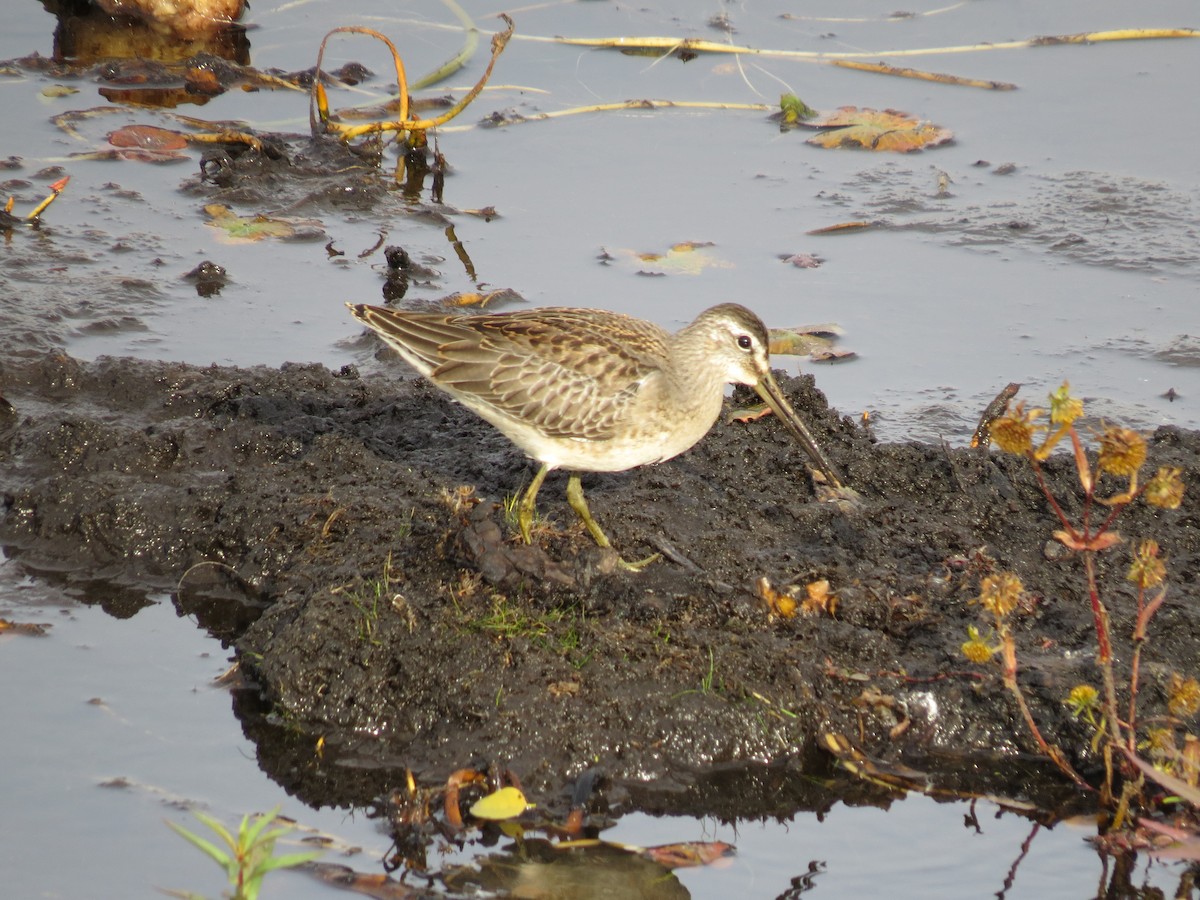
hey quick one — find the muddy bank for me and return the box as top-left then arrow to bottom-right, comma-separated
1,351 -> 1197,818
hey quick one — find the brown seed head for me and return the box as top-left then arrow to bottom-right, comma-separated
1097,426 -> 1146,477
978,572 -> 1023,618
990,402 -> 1044,455
1144,466 -> 1185,509
1127,539 -> 1166,589
1169,674 -> 1200,719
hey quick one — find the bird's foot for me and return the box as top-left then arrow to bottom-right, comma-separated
567,474 -> 660,573
612,550 -> 662,573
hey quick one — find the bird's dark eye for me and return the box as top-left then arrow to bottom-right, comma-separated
737,334 -> 753,351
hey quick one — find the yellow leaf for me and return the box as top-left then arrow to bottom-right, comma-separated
469,786 -> 531,820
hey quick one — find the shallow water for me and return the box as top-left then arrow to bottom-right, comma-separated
2,0 -> 1198,896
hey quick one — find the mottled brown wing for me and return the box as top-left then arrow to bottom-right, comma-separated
347,304 -> 477,377
347,304 -> 671,441
433,308 -> 671,441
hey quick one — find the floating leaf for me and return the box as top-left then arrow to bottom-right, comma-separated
204,204 -> 325,244
0,618 -> 51,636
107,124 -> 188,151
767,324 -> 846,359
782,252 -> 822,268
469,786 -> 531,820
101,124 -> 191,162
601,241 -> 733,276
640,840 -> 736,869
804,106 -> 952,152
41,84 -> 79,99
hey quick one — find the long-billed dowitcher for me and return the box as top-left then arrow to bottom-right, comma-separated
347,302 -> 849,567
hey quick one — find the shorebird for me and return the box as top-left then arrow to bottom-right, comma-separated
347,302 -> 849,568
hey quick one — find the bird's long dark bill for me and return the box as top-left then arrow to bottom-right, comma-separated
755,373 -> 844,489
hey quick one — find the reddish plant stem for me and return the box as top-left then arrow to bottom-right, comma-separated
1095,499 -> 1128,536
1128,645 -> 1144,756
1126,583 -> 1148,754
1084,553 -> 1125,751
1000,631 -> 1093,792
1029,458 -> 1077,537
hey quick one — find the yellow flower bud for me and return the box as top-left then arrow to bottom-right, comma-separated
1048,382 -> 1084,425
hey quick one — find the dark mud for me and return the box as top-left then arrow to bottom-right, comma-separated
1,351 -> 1197,820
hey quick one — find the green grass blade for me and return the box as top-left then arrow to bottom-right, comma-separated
189,809 -> 238,854
165,819 -> 232,868
254,849 -> 323,874
241,806 -> 282,847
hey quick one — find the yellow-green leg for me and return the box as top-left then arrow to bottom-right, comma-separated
517,463 -> 551,544
566,473 -> 660,571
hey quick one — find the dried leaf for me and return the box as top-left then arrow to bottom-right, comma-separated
804,106 -> 953,153
801,579 -> 838,616
640,840 -> 736,869
107,124 -> 189,151
755,576 -> 797,619
729,402 -> 772,424
443,768 -> 486,831
0,618 -> 51,636
548,679 -> 580,698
